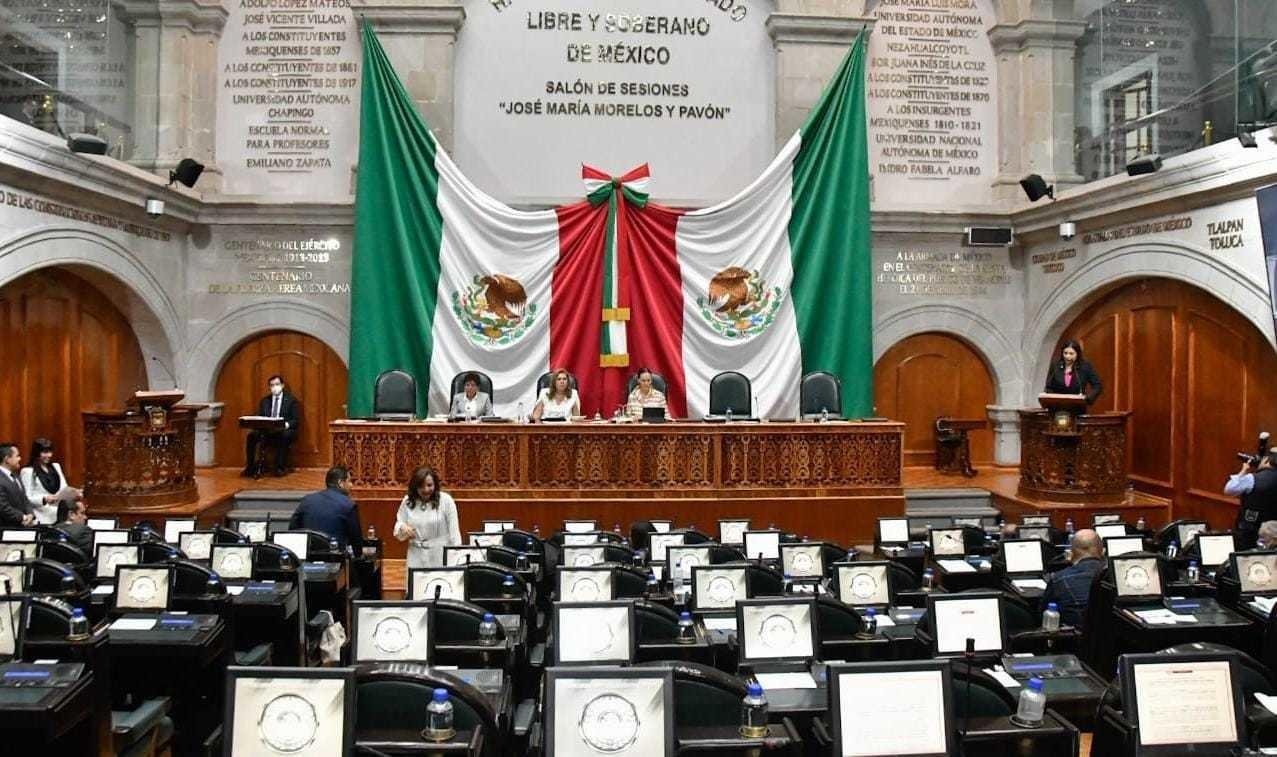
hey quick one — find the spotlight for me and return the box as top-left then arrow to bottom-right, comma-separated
1019,173 -> 1054,202
66,133 -> 107,155
1125,153 -> 1163,176
168,158 -> 204,188
1239,131 -> 1258,148
1059,222 -> 1076,240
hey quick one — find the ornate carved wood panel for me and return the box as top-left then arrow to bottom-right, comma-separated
82,409 -> 198,508
1018,410 -> 1129,502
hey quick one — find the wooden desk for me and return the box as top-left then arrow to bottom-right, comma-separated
331,420 -> 904,557
81,404 -> 199,510
1018,410 -> 1129,504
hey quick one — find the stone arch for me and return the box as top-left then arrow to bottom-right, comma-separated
875,303 -> 1026,405
0,225 -> 182,386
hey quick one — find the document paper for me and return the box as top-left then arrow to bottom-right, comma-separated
1133,660 -> 1238,746
838,669 -> 947,756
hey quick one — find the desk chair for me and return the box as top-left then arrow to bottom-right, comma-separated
210,526 -> 246,545
708,371 -> 751,417
1078,569 -> 1118,676
887,560 -> 921,590
814,595 -> 876,661
613,565 -> 651,598
740,563 -> 785,597
26,557 -> 88,605
355,663 -> 502,757
434,599 -> 509,667
128,524 -> 164,544
708,544 -> 746,564
635,599 -> 681,641
252,543 -> 308,665
482,545 -> 520,571
951,662 -> 1018,718
373,369 -> 416,419
450,371 -> 495,406
637,659 -> 747,727
799,371 -> 841,417
138,542 -> 181,564
38,540 -> 89,574
630,521 -> 657,552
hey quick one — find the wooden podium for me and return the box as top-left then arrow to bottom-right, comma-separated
1018,393 -> 1129,504
82,390 -> 199,509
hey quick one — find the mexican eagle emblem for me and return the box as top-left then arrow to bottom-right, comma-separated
696,266 -> 782,339
451,273 -> 538,347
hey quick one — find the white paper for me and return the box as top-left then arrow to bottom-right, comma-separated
110,618 -> 158,631
1133,660 -> 1238,746
933,596 -> 1003,654
869,614 -> 895,628
754,672 -> 817,690
984,667 -> 1021,690
702,616 -> 738,631
1252,596 -> 1277,616
1003,541 -> 1044,574
227,585 -> 247,596
936,559 -> 976,573
92,584 -> 115,595
1012,579 -> 1048,591
1257,692 -> 1277,717
838,669 -> 948,756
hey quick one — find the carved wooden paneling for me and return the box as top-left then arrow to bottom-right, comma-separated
82,409 -> 198,508
1018,410 -> 1129,502
720,430 -> 902,488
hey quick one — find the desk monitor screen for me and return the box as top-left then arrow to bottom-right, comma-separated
163,518 -> 196,545
92,530 -> 130,551
1106,536 -> 1145,557
1019,526 -> 1051,543
563,532 -> 601,546
648,532 -> 685,563
227,667 -> 354,757
561,546 -> 605,568
352,602 -> 432,663
564,520 -> 597,534
0,563 -> 24,594
114,565 -> 172,611
650,520 -> 673,533
87,517 -> 118,531
1020,515 -> 1051,527
743,531 -> 781,562
1198,534 -> 1236,568
468,532 -> 504,548
271,531 -> 309,561
545,668 -> 674,757
1002,539 -> 1044,574
1112,555 -> 1164,603
692,565 -> 748,611
211,545 -> 254,580
482,520 -> 516,533
718,519 -> 750,545
781,543 -> 825,579
1233,552 -> 1277,595
829,660 -> 955,757
667,545 -> 712,585
1095,524 -> 1128,539
0,595 -> 24,659
558,567 -> 615,602
1177,521 -> 1208,549
443,546 -> 487,567
0,543 -> 36,563
0,530 -> 36,543
408,567 -> 466,601
834,562 -> 891,607
929,528 -> 965,557
179,531 -> 214,561
1121,652 -> 1244,755
927,593 -> 1006,656
737,598 -> 817,664
96,544 -> 141,580
238,520 -> 269,543
554,601 -> 636,665
877,517 -> 909,545
1094,513 -> 1123,526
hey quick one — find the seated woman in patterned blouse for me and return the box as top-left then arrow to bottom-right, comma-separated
626,368 -> 669,419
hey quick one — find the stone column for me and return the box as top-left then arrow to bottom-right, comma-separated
988,4 -> 1088,203
114,0 -> 228,192
195,402 -> 225,466
768,1 -> 874,151
986,405 -> 1021,466
351,1 -> 466,152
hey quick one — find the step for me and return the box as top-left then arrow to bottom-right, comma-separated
231,490 -> 308,511
904,488 -> 999,529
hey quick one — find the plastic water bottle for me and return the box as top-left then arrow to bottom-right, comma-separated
820,407 -> 829,423
478,613 -> 499,646
425,688 -> 456,741
515,551 -> 530,571
739,682 -> 769,738
921,568 -> 935,592
1136,516 -> 1147,532
1187,560 -> 1200,583
1065,517 -> 1075,535
726,406 -> 734,423
1167,540 -> 1179,559
502,574 -> 518,597
1014,677 -> 1046,726
206,572 -> 223,595
782,573 -> 793,594
68,606 -> 89,640
863,607 -> 878,635
1042,602 -> 1061,632
646,571 -> 660,596
677,611 -> 696,643
634,548 -> 647,567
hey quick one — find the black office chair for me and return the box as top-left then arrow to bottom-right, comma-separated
140,541 -> 182,564
742,563 -> 785,596
637,660 -> 749,728
950,663 -> 1018,718
599,543 -> 637,564
502,529 -> 543,557
485,545 -> 519,570
130,523 -> 165,543
1079,570 -> 1118,676
33,525 -> 69,542
626,371 -> 668,396
26,558 -> 87,603
887,560 -> 921,591
1154,519 -> 1196,551
708,371 -> 751,416
708,545 -> 747,564
450,371 -> 495,404
536,371 -> 578,396
373,369 -> 417,418
170,559 -> 226,598
679,529 -> 713,546
211,525 -> 247,545
634,600 -> 682,642
815,595 -> 865,659
295,529 -> 342,559
355,663 -> 502,757
614,565 -> 651,598
464,563 -> 526,601
38,540 -> 88,568
435,599 -> 507,645
800,371 -> 842,417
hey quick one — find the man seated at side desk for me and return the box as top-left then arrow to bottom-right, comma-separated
1042,529 -> 1104,629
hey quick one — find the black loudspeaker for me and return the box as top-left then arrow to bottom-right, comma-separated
1019,173 -> 1054,202
65,133 -> 107,155
1125,154 -> 1162,176
965,227 -> 1014,247
169,158 -> 205,188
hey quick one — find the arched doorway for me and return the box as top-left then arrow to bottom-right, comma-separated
1059,277 -> 1277,526
873,332 -> 996,467
213,330 -> 349,469
0,268 -> 148,482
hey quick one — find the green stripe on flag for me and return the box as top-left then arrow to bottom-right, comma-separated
348,22 -> 445,417
788,30 -> 873,417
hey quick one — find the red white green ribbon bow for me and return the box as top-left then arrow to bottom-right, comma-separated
583,163 -> 649,368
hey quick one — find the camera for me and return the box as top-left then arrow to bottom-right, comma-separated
1237,431 -> 1271,466
1059,222 -> 1076,240
145,197 -> 164,218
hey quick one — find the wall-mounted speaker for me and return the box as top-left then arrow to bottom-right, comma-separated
965,227 -> 1013,247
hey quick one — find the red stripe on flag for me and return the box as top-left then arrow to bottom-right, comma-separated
581,164 -> 610,182
552,200 -> 608,416
618,201 -> 687,418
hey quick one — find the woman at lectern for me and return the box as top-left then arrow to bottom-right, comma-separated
1044,340 -> 1102,405
393,467 -> 461,568
532,368 -> 579,422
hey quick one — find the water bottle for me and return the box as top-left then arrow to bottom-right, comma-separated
206,572 -> 223,595
1187,560 -> 1199,583
425,688 -> 456,741
634,548 -> 647,567
820,407 -> 829,423
726,406 -> 734,423
502,574 -> 518,597
739,682 -> 769,738
782,573 -> 793,594
1014,677 -> 1046,726
1136,516 -> 1147,532
478,612 -> 499,646
363,524 -> 378,558
515,551 -> 530,571
68,606 -> 89,640
1042,602 -> 1061,632
646,571 -> 660,597
367,524 -> 377,540
863,607 -> 877,635
1167,540 -> 1179,559
921,568 -> 935,592
1065,517 -> 1075,535
677,611 -> 696,644
517,402 -> 526,424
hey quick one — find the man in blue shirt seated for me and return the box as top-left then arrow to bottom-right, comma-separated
1042,529 -> 1104,629
290,466 -> 364,552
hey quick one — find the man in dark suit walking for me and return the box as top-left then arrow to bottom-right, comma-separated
290,466 -> 363,552
0,443 -> 33,527
243,374 -> 301,477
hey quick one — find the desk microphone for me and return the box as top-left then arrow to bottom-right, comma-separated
963,637 -> 976,739
150,355 -> 178,388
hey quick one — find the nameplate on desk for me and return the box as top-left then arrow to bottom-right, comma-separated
1132,608 -> 1198,625
92,584 -> 115,596
110,618 -> 157,632
983,667 -> 1021,690
754,672 -> 817,690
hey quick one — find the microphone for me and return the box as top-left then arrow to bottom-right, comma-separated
963,637 -> 975,738
150,356 -> 178,388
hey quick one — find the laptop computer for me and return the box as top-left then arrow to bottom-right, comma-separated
1001,539 -> 1047,595
780,543 -> 828,583
667,544 -> 713,587
1195,533 -> 1236,569
178,531 -> 215,561
1232,550 -> 1277,598
641,406 -> 666,423
876,517 -> 910,548
553,601 -> 636,665
1176,521 -> 1208,549
1018,526 -> 1052,544
561,546 -> 606,568
95,544 -> 142,582
113,564 -> 174,614
163,518 -> 196,545
718,519 -> 750,546
1020,515 -> 1051,527
443,546 -> 487,567
1095,523 -> 1129,539
691,565 -> 749,618
928,527 -> 966,557
210,544 -> 255,581
1119,651 -> 1245,756
1093,513 -> 1123,526
558,567 -> 616,602
743,530 -> 781,563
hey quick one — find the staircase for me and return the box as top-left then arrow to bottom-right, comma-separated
225,489 -> 308,527
904,488 -> 1000,529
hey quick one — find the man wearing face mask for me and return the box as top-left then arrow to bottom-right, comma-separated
243,374 -> 301,477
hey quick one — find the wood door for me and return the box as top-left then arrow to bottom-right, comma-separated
0,268 -> 147,483
1059,278 -> 1277,527
213,330 -> 348,468
873,332 -> 996,466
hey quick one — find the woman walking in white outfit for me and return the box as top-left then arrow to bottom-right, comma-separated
394,467 -> 461,568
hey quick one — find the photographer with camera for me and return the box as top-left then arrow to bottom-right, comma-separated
1225,432 -> 1277,549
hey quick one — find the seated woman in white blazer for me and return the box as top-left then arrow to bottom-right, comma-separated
20,438 -> 81,525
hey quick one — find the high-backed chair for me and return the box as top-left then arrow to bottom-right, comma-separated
434,599 -> 506,645
742,563 -> 785,596
815,595 -> 865,660
38,540 -> 88,569
950,663 -> 1018,718
800,371 -> 842,417
450,371 -> 494,404
680,529 -> 713,545
373,369 -> 416,418
614,565 -> 651,598
536,371 -> 577,396
630,521 -> 656,553
626,371 -> 668,396
600,543 -> 638,564
355,664 -> 502,757
26,558 -> 88,606
141,541 -> 182,564
708,545 -> 747,564
887,560 -> 921,591
1079,570 -> 1118,676
211,525 -> 247,545
634,600 -> 681,642
637,660 -> 749,728
708,371 -> 751,416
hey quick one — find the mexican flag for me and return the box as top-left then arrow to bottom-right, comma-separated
348,22 -> 872,419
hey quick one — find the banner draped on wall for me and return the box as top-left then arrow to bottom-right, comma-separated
348,23 -> 872,419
